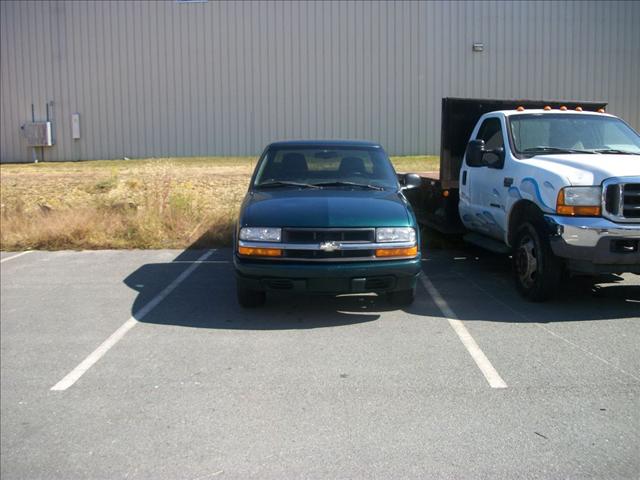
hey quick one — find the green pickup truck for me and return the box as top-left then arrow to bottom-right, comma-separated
234,140 -> 423,307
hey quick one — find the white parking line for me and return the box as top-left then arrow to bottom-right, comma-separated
454,271 -> 640,383
51,249 -> 215,391
420,275 -> 508,389
0,251 -> 32,263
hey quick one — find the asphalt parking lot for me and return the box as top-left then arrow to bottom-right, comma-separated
1,247 -> 639,479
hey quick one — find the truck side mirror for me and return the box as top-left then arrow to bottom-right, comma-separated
484,147 -> 505,169
465,139 -> 486,167
402,173 -> 422,190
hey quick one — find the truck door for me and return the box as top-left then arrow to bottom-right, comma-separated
460,116 -> 509,240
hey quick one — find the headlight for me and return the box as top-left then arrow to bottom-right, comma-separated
376,227 -> 416,243
556,186 -> 601,216
239,227 -> 282,242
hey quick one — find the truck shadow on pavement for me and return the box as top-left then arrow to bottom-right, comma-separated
420,247 -> 640,323
124,248 -> 413,330
124,246 -> 638,330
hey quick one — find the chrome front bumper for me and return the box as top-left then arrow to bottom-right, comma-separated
544,215 -> 640,274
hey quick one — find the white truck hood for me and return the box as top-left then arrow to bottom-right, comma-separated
528,154 -> 640,185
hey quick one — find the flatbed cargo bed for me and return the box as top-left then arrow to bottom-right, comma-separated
413,171 -> 439,180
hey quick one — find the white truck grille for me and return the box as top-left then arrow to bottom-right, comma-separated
603,177 -> 640,222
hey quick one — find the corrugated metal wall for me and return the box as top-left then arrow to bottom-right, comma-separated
1,0 -> 639,162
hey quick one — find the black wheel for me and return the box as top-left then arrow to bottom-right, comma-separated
387,287 -> 415,306
513,220 -> 563,302
236,279 -> 266,308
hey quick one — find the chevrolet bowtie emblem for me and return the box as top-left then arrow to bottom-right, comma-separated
319,241 -> 340,252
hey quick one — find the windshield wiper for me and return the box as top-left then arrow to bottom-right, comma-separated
593,148 -> 638,155
312,181 -> 385,191
522,146 -> 597,155
255,180 -> 321,189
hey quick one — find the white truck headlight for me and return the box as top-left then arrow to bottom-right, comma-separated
561,186 -> 601,205
556,186 -> 602,216
239,227 -> 282,242
376,227 -> 416,243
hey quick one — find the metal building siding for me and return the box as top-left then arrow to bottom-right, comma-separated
0,0 -> 638,162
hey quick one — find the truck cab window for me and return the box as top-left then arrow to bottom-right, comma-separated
477,118 -> 504,149
473,117 -> 505,168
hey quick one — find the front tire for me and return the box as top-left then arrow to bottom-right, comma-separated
513,220 -> 562,301
236,279 -> 266,308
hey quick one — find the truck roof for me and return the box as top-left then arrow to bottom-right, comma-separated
499,109 -> 613,117
267,139 -> 382,149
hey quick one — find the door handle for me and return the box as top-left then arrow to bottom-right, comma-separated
503,177 -> 513,187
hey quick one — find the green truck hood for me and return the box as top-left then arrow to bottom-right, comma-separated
240,189 -> 414,228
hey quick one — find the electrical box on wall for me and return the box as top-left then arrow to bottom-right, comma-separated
71,113 -> 81,139
21,121 -> 54,146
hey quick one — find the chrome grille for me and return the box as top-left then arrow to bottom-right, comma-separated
283,228 -> 374,243
623,184 -> 640,218
602,177 -> 640,223
282,228 -> 375,260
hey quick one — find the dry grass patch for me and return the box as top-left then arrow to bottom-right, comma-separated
1,155 -> 438,250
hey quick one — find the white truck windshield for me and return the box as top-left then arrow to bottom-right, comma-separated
509,114 -> 640,156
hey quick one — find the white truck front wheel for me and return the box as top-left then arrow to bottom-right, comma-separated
513,220 -> 563,301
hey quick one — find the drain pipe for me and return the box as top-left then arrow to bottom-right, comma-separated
31,103 -> 38,163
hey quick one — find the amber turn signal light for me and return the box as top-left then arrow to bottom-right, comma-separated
556,189 -> 601,217
556,205 -> 601,216
375,246 -> 418,258
238,246 -> 282,257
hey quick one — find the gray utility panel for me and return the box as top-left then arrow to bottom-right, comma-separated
20,122 -> 54,147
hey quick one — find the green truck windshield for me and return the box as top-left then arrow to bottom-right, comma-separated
509,114 -> 640,156
253,147 -> 399,189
